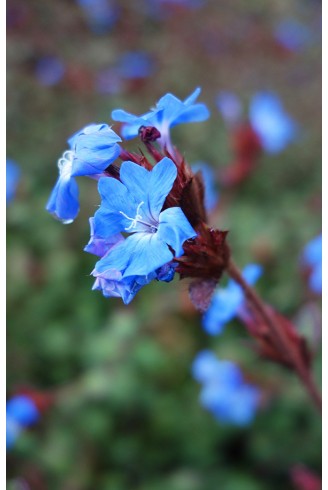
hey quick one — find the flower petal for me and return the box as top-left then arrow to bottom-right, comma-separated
93,176 -> 138,237
148,158 -> 177,217
84,217 -> 124,257
95,232 -> 173,278
71,143 -> 121,176
46,175 -> 79,223
157,207 -> 196,257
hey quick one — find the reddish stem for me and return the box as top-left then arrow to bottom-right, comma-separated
227,259 -> 322,413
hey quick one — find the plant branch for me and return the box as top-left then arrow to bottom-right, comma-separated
227,259 -> 322,413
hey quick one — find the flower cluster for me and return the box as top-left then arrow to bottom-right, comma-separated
192,350 -> 260,425
47,88 -> 229,304
6,395 -> 40,449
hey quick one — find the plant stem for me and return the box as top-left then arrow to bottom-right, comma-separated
227,259 -> 322,413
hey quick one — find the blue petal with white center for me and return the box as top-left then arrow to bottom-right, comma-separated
249,92 -> 298,153
46,124 -> 121,223
46,151 -> 80,224
203,264 -> 263,335
93,157 -> 196,288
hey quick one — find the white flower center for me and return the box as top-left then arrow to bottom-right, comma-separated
57,150 -> 74,179
119,201 -> 158,233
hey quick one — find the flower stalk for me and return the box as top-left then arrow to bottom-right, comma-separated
226,259 -> 322,413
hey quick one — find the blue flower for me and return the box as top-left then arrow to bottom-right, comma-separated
92,157 -> 196,293
302,234 -> 322,294
216,91 -> 242,125
35,56 -> 66,87
116,51 -> 154,80
84,218 -> 124,257
273,19 -> 312,53
6,417 -> 22,450
203,264 -> 263,335
46,124 -> 121,223
192,351 -> 260,426
111,87 -> 210,148
6,395 -> 40,450
76,0 -> 120,34
191,161 -> 219,212
95,67 -> 123,95
6,159 -> 20,203
249,92 -> 297,153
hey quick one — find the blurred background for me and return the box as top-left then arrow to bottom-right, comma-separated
7,1 -> 321,489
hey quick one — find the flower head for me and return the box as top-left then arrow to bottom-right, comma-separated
92,157 -> 196,286
111,87 -> 210,148
192,351 -> 260,426
203,264 -> 263,335
46,123 -> 121,223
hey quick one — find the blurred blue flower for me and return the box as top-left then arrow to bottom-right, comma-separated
116,51 -> 154,80
76,0 -> 120,34
273,19 -> 312,53
6,395 -> 40,449
93,157 -> 196,283
203,264 -> 263,335
302,234 -> 322,294
34,56 -> 66,87
6,159 -> 20,203
216,91 -> 242,125
191,161 -> 219,212
112,87 -> 210,149
95,68 -> 123,95
192,351 -> 260,426
249,92 -> 297,153
46,124 -> 121,223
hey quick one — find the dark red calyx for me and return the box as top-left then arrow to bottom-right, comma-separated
139,125 -> 161,143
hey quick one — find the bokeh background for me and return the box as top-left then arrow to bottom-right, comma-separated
7,1 -> 322,489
